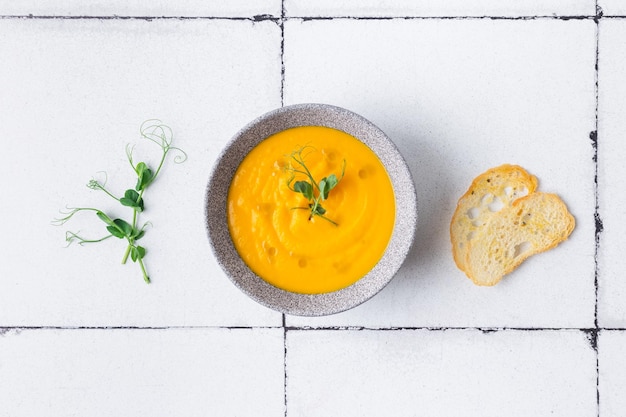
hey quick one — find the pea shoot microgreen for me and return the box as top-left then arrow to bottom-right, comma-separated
286,146 -> 346,226
53,120 -> 187,283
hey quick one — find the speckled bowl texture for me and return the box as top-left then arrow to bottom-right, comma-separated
205,103 -> 417,316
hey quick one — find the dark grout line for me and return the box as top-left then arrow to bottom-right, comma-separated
3,14 -> 626,21
0,14 -> 281,21
596,330 -> 602,417
280,1 -> 288,415
2,325 -> 626,332
282,317 -> 288,417
593,3 -> 602,416
0,325 -> 283,331
594,6 -> 602,330
297,15 -> 599,21
282,325 -> 626,332
279,10 -> 285,108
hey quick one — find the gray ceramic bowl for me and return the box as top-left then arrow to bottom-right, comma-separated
205,103 -> 417,316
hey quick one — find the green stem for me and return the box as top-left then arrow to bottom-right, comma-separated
292,154 -> 319,191
138,257 -> 150,283
122,243 -> 131,264
100,187 -> 120,202
317,214 -> 339,226
310,198 -> 338,226
144,149 -> 168,189
310,196 -> 322,218
127,174 -> 147,279
88,177 -> 120,202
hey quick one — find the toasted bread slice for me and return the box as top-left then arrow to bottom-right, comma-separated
464,192 -> 575,286
450,165 -> 538,272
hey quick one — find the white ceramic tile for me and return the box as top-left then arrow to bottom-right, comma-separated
0,327 -> 285,416
287,329 -> 596,416
598,1 -> 626,16
284,19 -> 597,328
0,1 -> 281,17
285,0 -> 594,18
0,19 -> 283,326
598,19 -> 626,328
599,331 -> 626,416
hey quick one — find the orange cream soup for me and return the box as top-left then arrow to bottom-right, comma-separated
227,126 -> 395,294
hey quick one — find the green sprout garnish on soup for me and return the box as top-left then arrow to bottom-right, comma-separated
286,146 -> 345,226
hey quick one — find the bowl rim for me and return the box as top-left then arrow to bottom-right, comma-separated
205,103 -> 417,316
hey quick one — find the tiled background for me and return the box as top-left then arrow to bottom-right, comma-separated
0,1 -> 624,416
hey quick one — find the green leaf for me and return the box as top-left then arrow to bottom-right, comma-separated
319,174 -> 339,200
326,174 -> 339,191
130,246 -> 146,262
136,162 -> 147,174
293,181 -> 313,200
124,189 -> 140,200
106,225 -> 125,239
318,178 -> 328,200
120,189 -> 144,211
120,198 -> 144,211
113,218 -> 133,236
133,229 -> 146,240
135,162 -> 154,191
120,197 -> 137,207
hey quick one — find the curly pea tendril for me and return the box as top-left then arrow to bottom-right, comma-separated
52,120 -> 187,283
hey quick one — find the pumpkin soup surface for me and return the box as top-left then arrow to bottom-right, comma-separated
227,126 -> 395,294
